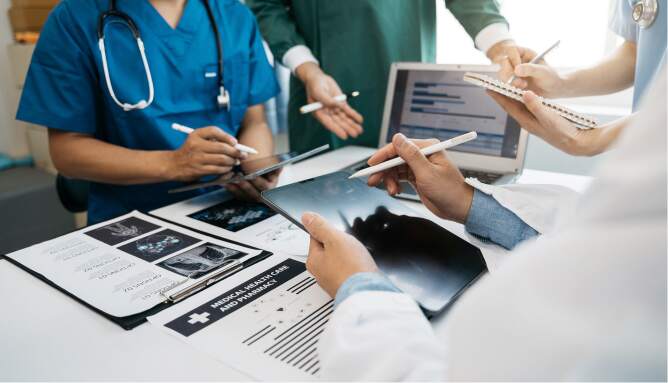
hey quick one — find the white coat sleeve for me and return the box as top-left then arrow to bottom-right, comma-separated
318,291 -> 446,381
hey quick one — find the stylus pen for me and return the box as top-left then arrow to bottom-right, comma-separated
507,39 -> 560,84
171,123 -> 258,155
348,131 -> 478,179
299,91 -> 360,114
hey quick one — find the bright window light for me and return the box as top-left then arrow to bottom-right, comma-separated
437,0 -> 622,67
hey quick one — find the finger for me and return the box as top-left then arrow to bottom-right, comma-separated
514,63 -> 547,80
368,143 -> 397,166
511,78 -> 529,89
249,175 -> 271,191
332,109 -> 361,138
263,170 -> 281,184
302,212 -> 339,244
198,139 -> 243,158
314,109 -> 348,140
305,237 -> 324,274
392,133 -> 432,179
519,47 -> 537,62
487,90 -> 540,131
340,102 -> 364,124
195,126 -> 238,146
200,153 -> 237,167
235,180 -> 262,201
522,91 -> 561,125
199,165 -> 233,175
506,47 -> 522,68
225,183 -> 245,199
367,171 -> 384,187
497,58 -> 515,82
384,167 -> 401,196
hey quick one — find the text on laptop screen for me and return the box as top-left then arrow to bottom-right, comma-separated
387,69 -> 522,158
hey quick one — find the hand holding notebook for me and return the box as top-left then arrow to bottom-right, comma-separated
463,72 -> 597,129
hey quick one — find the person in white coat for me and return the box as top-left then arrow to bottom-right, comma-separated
298,65 -> 667,380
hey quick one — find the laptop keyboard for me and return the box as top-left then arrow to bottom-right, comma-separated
461,169 -> 504,184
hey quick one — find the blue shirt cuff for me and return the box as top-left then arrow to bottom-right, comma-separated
465,189 -> 539,250
334,272 -> 401,307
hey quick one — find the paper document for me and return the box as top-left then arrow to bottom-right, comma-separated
6,211 -> 262,318
149,255 -> 332,380
151,190 -> 309,257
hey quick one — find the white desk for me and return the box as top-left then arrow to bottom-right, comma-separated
0,147 -> 591,381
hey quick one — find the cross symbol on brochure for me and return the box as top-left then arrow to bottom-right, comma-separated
188,312 -> 211,325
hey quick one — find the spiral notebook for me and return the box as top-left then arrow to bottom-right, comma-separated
463,72 -> 597,129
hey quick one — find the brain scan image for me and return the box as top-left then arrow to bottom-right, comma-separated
158,243 -> 247,279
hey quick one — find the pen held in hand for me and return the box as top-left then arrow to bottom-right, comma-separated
348,131 -> 478,179
171,123 -> 258,155
299,91 -> 360,114
507,40 -> 561,84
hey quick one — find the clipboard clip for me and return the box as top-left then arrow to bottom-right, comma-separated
160,252 -> 271,304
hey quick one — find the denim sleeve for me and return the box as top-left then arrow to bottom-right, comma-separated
335,272 -> 401,307
465,189 -> 539,250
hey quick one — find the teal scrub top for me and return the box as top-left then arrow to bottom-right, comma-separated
16,0 -> 279,224
610,0 -> 667,109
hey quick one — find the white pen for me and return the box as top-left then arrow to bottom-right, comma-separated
171,123 -> 258,155
349,131 -> 478,179
299,91 -> 360,114
507,40 -> 561,84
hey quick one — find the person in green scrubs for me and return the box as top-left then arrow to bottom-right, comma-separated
247,0 -> 523,152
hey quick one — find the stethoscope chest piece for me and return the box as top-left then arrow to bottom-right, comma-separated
633,0 -> 659,28
218,86 -> 231,111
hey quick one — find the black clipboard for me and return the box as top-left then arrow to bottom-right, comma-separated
2,215 -> 274,330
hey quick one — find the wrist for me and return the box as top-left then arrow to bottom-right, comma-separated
486,39 -> 515,62
557,71 -> 580,98
157,151 -> 178,182
440,182 -> 474,224
454,183 -> 475,224
295,62 -> 323,84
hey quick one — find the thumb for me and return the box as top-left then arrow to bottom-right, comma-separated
514,63 -> 546,79
302,212 -> 337,243
392,134 -> 432,179
523,91 -> 557,124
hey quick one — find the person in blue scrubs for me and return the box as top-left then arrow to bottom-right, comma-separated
491,0 -> 666,157
16,0 -> 280,224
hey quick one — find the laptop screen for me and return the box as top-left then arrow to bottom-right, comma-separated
386,69 -> 522,159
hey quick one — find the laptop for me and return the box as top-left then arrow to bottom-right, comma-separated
346,63 -> 529,201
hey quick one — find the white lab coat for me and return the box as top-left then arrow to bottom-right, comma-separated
317,67 -> 667,381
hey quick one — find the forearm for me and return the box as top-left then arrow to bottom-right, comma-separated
577,115 -> 633,156
48,130 -> 172,185
238,105 -> 274,157
559,40 -> 637,98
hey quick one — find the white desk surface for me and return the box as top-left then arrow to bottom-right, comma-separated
0,146 -> 592,381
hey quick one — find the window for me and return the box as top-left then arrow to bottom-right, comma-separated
436,0 -> 622,67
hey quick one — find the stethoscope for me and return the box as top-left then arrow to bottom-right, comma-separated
97,0 -> 229,112
632,0 -> 660,28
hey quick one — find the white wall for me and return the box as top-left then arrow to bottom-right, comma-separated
0,0 -> 30,158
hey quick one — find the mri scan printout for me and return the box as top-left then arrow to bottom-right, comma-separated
6,211 -> 262,317
151,190 -> 309,257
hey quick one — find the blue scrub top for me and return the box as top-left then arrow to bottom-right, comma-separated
16,0 -> 280,224
610,0 -> 667,109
